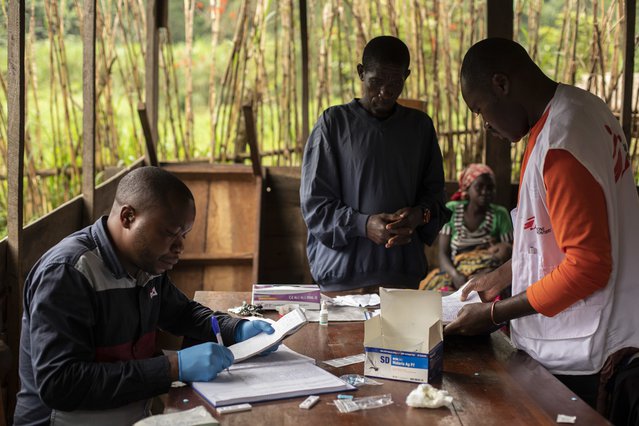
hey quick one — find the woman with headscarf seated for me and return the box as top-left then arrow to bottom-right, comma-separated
420,164 -> 513,291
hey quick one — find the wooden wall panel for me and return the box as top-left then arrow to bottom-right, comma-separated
203,265 -> 253,292
167,267 -> 204,300
206,176 -> 256,255
180,179 -> 209,253
21,198 -> 83,279
162,163 -> 260,294
258,168 -> 313,284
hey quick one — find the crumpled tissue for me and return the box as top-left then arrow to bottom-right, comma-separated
406,383 -> 453,408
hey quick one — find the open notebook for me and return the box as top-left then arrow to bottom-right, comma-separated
229,308 -> 308,362
192,345 -> 355,407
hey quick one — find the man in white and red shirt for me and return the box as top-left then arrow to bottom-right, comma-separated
445,38 -> 639,411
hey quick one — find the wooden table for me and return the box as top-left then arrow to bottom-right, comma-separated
165,291 -> 611,425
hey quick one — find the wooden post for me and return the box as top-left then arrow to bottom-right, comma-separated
7,0 -> 26,416
146,0 -> 160,146
620,0 -> 636,143
299,0 -> 310,146
242,105 -> 264,178
137,103 -> 159,167
82,0 -> 97,226
485,0 -> 513,208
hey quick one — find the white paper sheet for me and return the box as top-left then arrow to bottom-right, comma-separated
304,305 -> 367,322
441,286 -> 481,324
332,294 -> 380,307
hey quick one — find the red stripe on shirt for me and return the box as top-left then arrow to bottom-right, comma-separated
95,330 -> 157,362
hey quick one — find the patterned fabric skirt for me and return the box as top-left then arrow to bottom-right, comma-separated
419,248 -> 501,291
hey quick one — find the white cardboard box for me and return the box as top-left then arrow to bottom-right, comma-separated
251,284 -> 321,310
363,288 -> 443,383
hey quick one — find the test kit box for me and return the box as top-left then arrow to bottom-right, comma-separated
251,284 -> 321,310
364,288 -> 443,383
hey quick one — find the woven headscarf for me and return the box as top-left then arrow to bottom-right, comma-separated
451,163 -> 495,200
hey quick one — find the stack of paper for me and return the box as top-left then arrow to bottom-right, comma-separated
192,346 -> 355,407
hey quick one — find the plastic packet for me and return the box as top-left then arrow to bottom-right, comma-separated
334,394 -> 393,413
339,374 -> 383,387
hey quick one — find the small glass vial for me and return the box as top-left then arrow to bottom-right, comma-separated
319,301 -> 329,326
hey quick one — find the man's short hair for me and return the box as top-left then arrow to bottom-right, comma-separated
114,166 -> 193,211
362,36 -> 410,71
461,38 -> 533,90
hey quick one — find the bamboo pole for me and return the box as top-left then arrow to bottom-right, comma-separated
7,0 -> 26,413
208,0 -> 221,163
82,0 -> 97,225
183,0 -> 195,158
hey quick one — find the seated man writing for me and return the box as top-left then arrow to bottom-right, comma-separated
14,166 -> 275,425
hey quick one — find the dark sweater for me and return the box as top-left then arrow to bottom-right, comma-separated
14,217 -> 242,425
300,99 -> 450,291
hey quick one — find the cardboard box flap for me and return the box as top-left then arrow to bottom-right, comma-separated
377,288 -> 441,347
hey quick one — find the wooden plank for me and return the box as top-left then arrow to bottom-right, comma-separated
242,105 -> 263,178
82,0 -> 97,226
137,103 -> 159,167
206,179 -> 257,255
162,162 -> 256,179
299,0 -> 310,144
145,0 -> 160,144
179,178 -> 209,254
163,163 -> 261,297
252,177 -> 263,284
6,0 -> 26,414
203,266 -> 254,292
168,267 -> 204,301
620,0 -> 636,143
258,168 -> 313,284
179,253 -> 253,265
21,198 -> 84,280
485,0 -> 514,208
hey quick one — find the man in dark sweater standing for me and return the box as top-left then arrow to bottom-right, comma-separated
15,167 -> 276,425
300,36 -> 450,293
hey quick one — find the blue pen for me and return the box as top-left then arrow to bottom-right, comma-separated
211,316 -> 225,346
211,316 -> 231,374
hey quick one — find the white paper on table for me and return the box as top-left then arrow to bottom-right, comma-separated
228,308 -> 307,362
332,294 -> 380,307
133,406 -> 218,425
441,285 -> 481,324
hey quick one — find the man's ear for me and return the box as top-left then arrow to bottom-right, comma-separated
491,73 -> 509,96
404,68 -> 411,79
356,63 -> 365,81
120,205 -> 136,229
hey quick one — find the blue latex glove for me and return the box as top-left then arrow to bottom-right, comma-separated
234,320 -> 279,355
177,342 -> 234,382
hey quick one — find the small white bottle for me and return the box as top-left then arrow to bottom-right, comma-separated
319,301 -> 329,326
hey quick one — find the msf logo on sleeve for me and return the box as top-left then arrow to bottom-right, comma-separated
524,216 -> 552,235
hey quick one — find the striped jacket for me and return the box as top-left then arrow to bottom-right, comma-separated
14,217 -> 242,425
